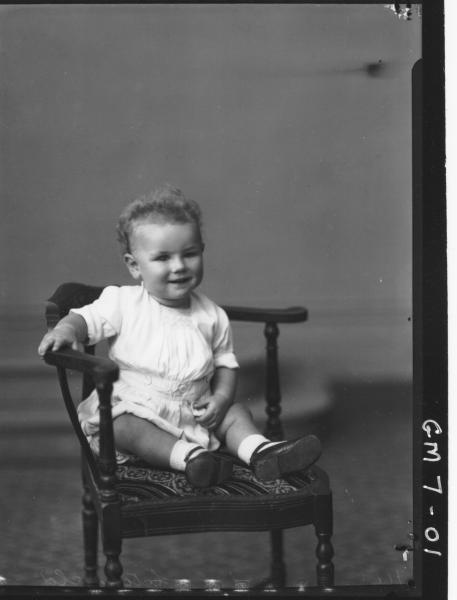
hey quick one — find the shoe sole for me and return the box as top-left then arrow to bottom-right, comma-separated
186,454 -> 233,488
254,435 -> 322,481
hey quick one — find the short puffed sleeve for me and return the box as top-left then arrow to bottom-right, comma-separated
70,285 -> 123,345
212,305 -> 239,370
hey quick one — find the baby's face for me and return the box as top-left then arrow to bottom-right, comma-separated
124,220 -> 204,308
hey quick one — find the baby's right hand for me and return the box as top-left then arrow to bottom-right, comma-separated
37,325 -> 79,357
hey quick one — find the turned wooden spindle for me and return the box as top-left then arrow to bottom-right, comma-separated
97,381 -> 118,502
82,487 -> 99,586
314,492 -> 335,588
264,322 -> 283,440
315,533 -> 335,588
96,378 -> 124,589
104,552 -> 123,588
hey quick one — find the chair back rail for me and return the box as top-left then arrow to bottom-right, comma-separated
43,348 -> 120,486
45,282 -> 308,324
55,364 -> 99,478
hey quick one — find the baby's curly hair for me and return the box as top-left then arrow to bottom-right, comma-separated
117,184 -> 203,254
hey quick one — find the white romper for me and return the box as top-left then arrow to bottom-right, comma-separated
71,285 -> 239,463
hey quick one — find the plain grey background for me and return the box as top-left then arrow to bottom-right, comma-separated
0,4 -> 420,394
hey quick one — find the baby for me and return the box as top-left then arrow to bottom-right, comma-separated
38,185 -> 321,488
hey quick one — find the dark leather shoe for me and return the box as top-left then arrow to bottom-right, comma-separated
184,448 -> 233,488
250,435 -> 322,481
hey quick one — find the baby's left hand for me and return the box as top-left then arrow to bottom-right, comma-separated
192,394 -> 231,431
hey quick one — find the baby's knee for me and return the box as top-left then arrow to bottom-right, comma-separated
228,402 -> 252,420
220,402 -> 253,431
112,414 -> 152,454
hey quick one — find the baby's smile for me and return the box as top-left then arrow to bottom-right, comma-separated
169,277 -> 191,284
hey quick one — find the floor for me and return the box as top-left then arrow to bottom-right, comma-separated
0,372 -> 414,591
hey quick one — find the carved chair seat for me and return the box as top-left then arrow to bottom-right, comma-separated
43,283 -> 334,590
113,460 -> 329,535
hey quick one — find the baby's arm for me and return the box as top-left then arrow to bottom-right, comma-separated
193,367 -> 237,430
38,313 -> 88,356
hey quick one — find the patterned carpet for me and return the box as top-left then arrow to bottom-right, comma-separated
0,376 -> 413,591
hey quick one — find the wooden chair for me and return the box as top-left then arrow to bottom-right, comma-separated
43,282 -> 334,590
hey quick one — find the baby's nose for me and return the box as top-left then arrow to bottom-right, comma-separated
170,256 -> 185,271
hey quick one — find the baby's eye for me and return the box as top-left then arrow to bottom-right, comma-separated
184,250 -> 199,258
153,255 -> 169,262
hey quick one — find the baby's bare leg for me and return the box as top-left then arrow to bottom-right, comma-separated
215,403 -> 261,454
113,414 -> 178,468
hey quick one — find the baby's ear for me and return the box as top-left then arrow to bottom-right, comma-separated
123,254 -> 141,279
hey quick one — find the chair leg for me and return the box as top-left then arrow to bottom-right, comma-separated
101,508 -> 124,588
315,532 -> 334,588
82,489 -> 100,587
104,551 -> 124,588
270,529 -> 286,588
314,493 -> 335,588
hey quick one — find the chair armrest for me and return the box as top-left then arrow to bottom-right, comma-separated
222,305 -> 308,323
43,347 -> 119,387
44,347 -> 119,496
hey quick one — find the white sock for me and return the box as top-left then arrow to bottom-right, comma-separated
237,434 -> 281,464
169,440 -> 205,471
